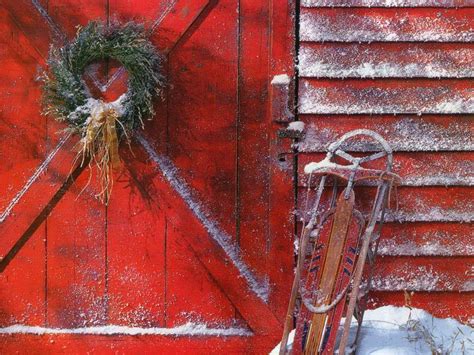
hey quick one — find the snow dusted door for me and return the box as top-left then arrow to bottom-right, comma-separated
0,0 -> 295,353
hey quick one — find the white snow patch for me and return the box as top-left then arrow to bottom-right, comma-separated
287,121 -> 305,132
137,133 -> 269,301
304,157 -> 339,174
271,74 -> 290,85
0,322 -> 251,336
270,306 -> 474,354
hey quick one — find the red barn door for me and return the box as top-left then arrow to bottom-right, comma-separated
0,0 -> 295,353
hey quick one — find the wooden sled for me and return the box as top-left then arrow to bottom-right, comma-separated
280,129 -> 400,354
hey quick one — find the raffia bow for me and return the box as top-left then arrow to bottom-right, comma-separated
75,97 -> 128,204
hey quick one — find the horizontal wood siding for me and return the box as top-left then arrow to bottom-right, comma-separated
298,2 -> 473,324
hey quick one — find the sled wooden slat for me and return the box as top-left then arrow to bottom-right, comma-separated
301,0 -> 474,7
298,152 -> 474,186
299,43 -> 474,79
300,8 -> 474,43
299,79 -> 473,115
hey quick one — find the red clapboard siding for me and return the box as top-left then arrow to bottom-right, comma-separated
297,115 -> 473,152
300,8 -> 474,42
298,152 -> 474,186
372,256 -> 473,292
297,186 -> 473,222
302,0 -> 474,7
299,79 -> 473,114
298,0 -> 473,323
378,223 -> 473,257
369,292 -> 474,324
299,43 -> 474,78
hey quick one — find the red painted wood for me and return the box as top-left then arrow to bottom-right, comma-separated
297,115 -> 473,152
267,0 -> 296,320
371,256 -> 473,292
298,152 -> 474,186
237,0 -> 272,299
368,292 -> 474,325
129,139 -> 281,335
302,0 -> 474,7
0,1 -> 294,352
0,9 -> 46,327
378,222 -> 473,257
44,0 -> 108,328
0,334 -> 278,354
299,79 -> 473,114
297,0 -> 473,327
300,8 -> 474,42
299,43 -> 474,78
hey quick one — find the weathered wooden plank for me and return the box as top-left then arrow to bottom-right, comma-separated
378,223 -> 473,257
371,256 -> 473,292
299,80 -> 474,114
297,186 -> 473,222
300,8 -> 474,42
298,152 -> 474,186
165,221 -> 243,327
45,0 -> 107,328
0,9 -> 48,326
302,0 -> 474,7
297,115 -> 473,152
133,137 -> 281,334
237,0 -> 272,308
267,0 -> 296,321
0,334 -> 280,354
369,292 -> 473,325
106,149 -> 167,327
299,43 -> 474,78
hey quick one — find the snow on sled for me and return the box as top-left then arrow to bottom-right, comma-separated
280,129 -> 401,355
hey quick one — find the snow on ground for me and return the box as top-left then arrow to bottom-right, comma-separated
271,306 -> 474,354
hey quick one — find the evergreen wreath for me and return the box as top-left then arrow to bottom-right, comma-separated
42,21 -> 164,203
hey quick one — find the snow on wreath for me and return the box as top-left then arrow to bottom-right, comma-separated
41,21 -> 165,203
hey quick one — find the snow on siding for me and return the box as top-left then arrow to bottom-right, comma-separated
299,44 -> 474,78
297,120 -> 474,152
298,0 -> 474,300
302,0 -> 474,7
300,9 -> 474,43
299,81 -> 474,115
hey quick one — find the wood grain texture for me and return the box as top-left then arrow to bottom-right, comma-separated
0,1 -> 295,352
371,256 -> 473,292
299,43 -> 474,78
297,115 -> 473,152
300,8 -> 474,42
297,0 -> 474,323
299,152 -> 474,186
369,292 -> 473,324
299,79 -> 474,114
0,8 -> 46,327
302,0 -> 474,7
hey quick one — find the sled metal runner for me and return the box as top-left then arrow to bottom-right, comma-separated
280,129 -> 400,354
